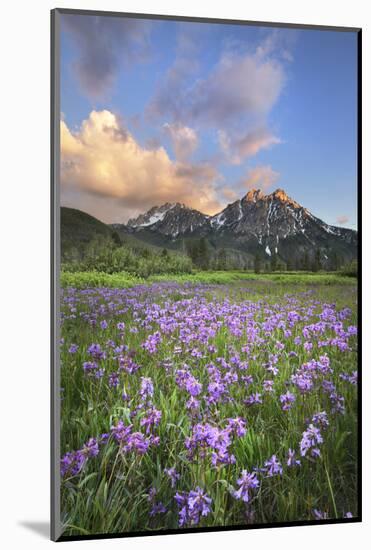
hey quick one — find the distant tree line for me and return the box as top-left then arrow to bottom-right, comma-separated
63,230 -> 354,278
185,237 -> 350,274
254,249 -> 347,274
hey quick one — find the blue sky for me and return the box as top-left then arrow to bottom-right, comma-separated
60,14 -> 358,226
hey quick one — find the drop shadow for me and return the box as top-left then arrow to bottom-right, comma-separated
18,521 -> 50,539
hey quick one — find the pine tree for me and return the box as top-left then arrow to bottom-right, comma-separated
338,254 -> 344,270
271,253 -> 278,272
316,249 -> 322,271
186,240 -> 199,266
199,237 -> 210,270
111,230 -> 122,247
254,253 -> 262,274
311,249 -> 321,272
217,248 -> 227,270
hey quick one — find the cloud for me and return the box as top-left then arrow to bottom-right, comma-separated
146,22 -> 207,122
149,38 -> 285,129
221,187 -> 239,202
61,110 -> 221,222
146,57 -> 199,123
163,123 -> 198,161
218,127 -> 281,164
218,165 -> 280,206
336,215 -> 349,225
255,28 -> 296,63
148,32 -> 289,166
61,14 -> 151,99
189,52 -> 284,126
240,165 -> 280,191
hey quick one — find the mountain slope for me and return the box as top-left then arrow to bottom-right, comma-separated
61,207 -> 115,259
61,207 -> 166,260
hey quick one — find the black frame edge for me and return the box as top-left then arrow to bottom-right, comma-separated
356,27 -> 362,523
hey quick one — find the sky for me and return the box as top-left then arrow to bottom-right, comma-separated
60,13 -> 358,227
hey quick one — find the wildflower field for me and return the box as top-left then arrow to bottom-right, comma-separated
60,278 -> 358,536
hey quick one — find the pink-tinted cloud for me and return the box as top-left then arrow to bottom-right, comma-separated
163,122 -> 198,161
221,187 -> 239,201
218,127 -> 281,164
61,110 -> 221,222
189,52 -> 285,126
149,45 -> 285,129
148,33 -> 288,167
241,165 -> 280,191
336,215 -> 349,225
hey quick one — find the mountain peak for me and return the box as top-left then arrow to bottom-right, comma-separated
270,188 -> 302,208
127,203 -> 177,228
243,188 -> 296,206
272,188 -> 289,201
244,189 -> 265,202
127,201 -> 206,235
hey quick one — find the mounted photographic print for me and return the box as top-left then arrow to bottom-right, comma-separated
51,8 -> 361,541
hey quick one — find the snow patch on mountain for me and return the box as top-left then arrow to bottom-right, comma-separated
135,210 -> 168,227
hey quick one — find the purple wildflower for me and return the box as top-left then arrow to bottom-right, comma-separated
264,454 -> 283,477
149,502 -> 167,516
287,448 -> 301,467
231,470 -> 260,503
175,487 -> 212,526
95,368 -> 105,379
81,437 -> 99,458
83,361 -> 98,375
300,424 -> 323,457
164,466 -> 180,488
227,417 -> 247,437
124,432 -> 150,454
311,411 -> 329,429
60,450 -> 85,478
291,373 -> 313,394
111,420 -> 132,444
108,372 -> 120,388
142,332 -> 162,354
280,391 -> 296,411
186,396 -> 200,413
313,509 -> 329,520
140,408 -> 162,433
139,377 -> 154,401
99,433 -> 110,445
87,343 -> 105,361
245,393 -> 263,406
263,380 -> 274,392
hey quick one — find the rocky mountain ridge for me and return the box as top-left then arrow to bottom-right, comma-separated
112,189 -> 356,269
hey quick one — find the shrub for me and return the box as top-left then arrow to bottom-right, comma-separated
61,242 -> 193,278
